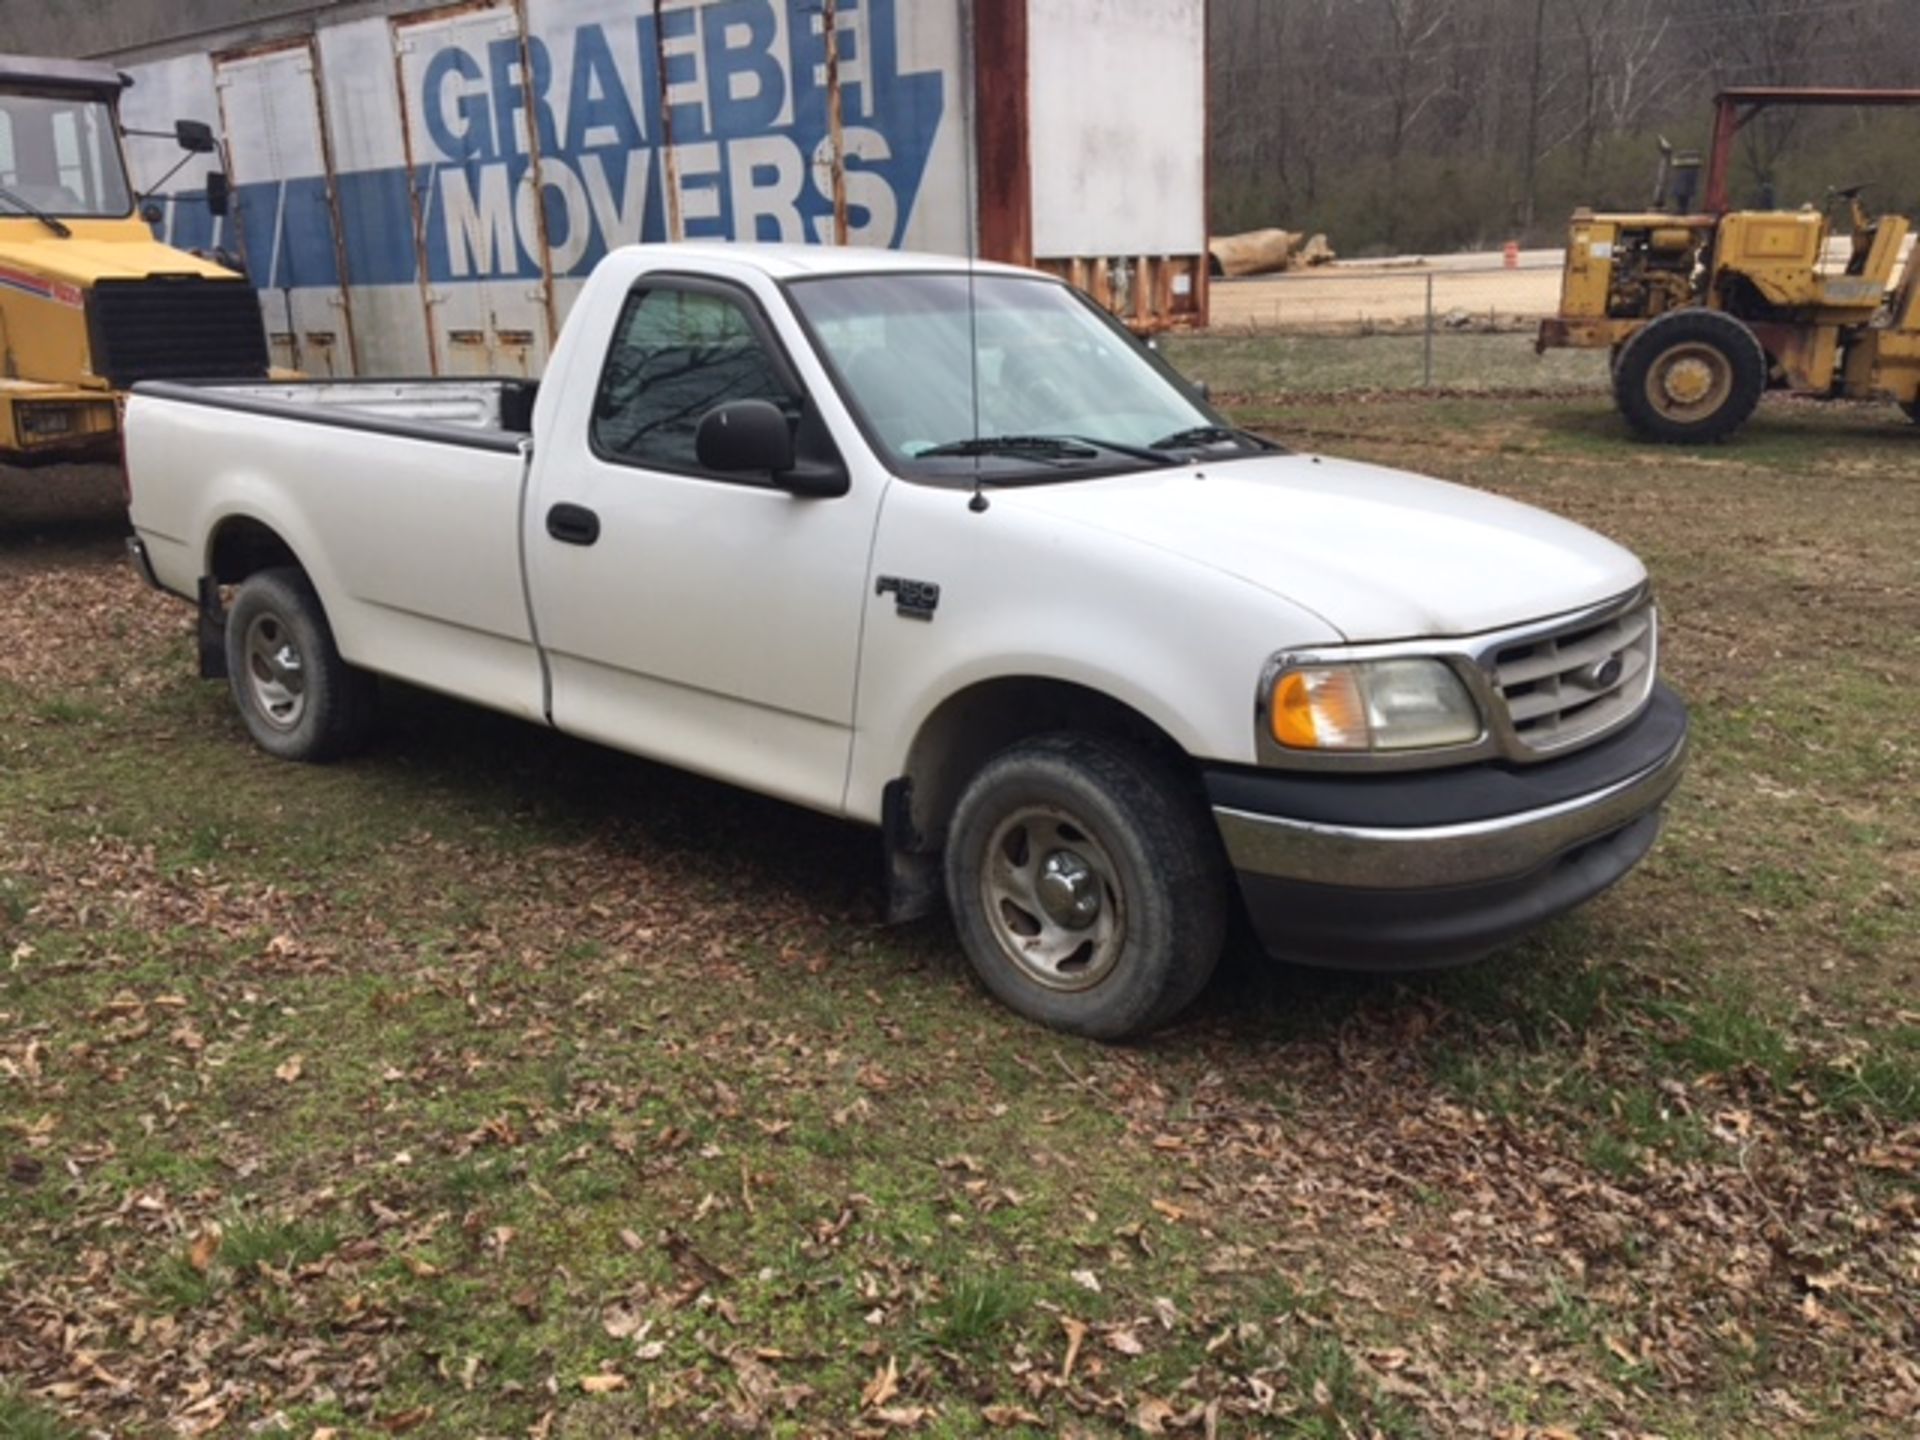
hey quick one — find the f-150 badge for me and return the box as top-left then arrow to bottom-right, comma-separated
876,576 -> 940,620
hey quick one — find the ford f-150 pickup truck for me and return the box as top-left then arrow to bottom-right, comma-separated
125,243 -> 1688,1039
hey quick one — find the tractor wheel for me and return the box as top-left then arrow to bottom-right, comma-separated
1613,309 -> 1767,444
1903,401 -> 1920,424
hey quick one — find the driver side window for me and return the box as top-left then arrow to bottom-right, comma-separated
591,286 -> 796,476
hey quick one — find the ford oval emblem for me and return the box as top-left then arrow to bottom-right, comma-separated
1580,655 -> 1625,690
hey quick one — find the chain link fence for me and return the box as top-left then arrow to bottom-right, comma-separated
1167,250 -> 1611,395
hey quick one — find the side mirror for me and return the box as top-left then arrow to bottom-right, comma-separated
697,399 -> 795,474
205,171 -> 230,218
175,119 -> 217,154
695,399 -> 849,498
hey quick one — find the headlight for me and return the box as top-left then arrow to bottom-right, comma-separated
1269,658 -> 1481,752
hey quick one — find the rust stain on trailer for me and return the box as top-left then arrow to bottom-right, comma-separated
511,0 -> 560,347
652,0 -> 683,242
825,0 -> 848,246
303,36 -> 362,374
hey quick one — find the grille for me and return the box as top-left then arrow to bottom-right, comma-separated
87,277 -> 270,390
1491,597 -> 1656,754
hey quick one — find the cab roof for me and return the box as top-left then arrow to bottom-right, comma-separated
612,241 -> 1041,282
0,53 -> 132,96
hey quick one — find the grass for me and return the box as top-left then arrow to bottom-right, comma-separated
2,390 -> 1917,1436
0,1389 -> 80,1440
1160,328 -> 1608,394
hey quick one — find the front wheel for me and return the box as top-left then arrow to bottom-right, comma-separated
224,567 -> 376,762
1613,309 -> 1767,444
943,735 -> 1229,1040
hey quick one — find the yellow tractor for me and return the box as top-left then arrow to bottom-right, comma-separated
1,53 -> 267,467
1538,87 -> 1920,443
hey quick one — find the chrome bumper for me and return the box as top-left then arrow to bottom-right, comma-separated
1214,731 -> 1688,891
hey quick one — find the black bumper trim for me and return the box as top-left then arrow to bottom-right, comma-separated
1204,681 -> 1687,829
1235,810 -> 1665,970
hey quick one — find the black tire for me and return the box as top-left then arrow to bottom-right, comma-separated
1613,309 -> 1767,444
943,735 -> 1229,1040
1903,401 -> 1920,425
224,567 -> 376,763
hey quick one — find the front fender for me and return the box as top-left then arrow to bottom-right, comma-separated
845,482 -> 1339,822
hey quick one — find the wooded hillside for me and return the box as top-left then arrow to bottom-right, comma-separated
1209,0 -> 1920,253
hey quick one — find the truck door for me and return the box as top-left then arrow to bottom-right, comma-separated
524,273 -> 880,816
392,3 -> 554,378
214,39 -> 358,376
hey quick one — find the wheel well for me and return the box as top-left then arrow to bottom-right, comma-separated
895,677 -> 1192,852
208,517 -> 302,586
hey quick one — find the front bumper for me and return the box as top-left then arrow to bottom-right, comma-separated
1207,681 -> 1688,969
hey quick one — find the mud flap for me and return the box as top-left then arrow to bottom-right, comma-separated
197,576 -> 228,680
882,779 -> 943,923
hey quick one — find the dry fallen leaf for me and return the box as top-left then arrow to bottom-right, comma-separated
580,1373 -> 629,1394
982,1404 -> 1043,1428
374,1408 -> 434,1434
275,1055 -> 304,1084
188,1228 -> 222,1274
861,1354 -> 900,1409
1058,1317 -> 1088,1385
1134,1396 -> 1176,1434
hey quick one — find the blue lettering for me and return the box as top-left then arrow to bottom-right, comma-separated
704,0 -> 785,133
565,26 -> 643,152
165,0 -> 949,298
424,47 -> 493,160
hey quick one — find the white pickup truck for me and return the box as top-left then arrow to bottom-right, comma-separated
126,243 -> 1687,1039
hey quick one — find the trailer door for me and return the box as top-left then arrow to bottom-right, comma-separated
392,3 -> 555,377
214,40 -> 359,376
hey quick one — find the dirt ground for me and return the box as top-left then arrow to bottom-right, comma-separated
1,398 -> 1916,1439
1211,264 -> 1561,333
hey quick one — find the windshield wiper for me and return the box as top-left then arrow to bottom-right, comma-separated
917,435 -> 1100,463
917,434 -> 1164,465
1148,424 -> 1278,453
0,188 -> 71,238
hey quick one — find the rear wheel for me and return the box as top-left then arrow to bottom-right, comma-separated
1613,309 -> 1766,444
224,567 -> 376,762
943,735 -> 1229,1040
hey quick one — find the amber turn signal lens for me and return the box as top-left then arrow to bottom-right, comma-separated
1270,668 -> 1369,750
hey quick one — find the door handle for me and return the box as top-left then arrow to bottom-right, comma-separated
546,502 -> 600,546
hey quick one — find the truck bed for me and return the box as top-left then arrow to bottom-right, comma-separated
131,376 -> 538,450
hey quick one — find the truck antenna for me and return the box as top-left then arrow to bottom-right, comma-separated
960,0 -> 988,513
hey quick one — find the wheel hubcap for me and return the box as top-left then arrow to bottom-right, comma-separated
245,612 -> 307,730
1647,341 -> 1733,421
980,806 -> 1125,992
1036,850 -> 1102,929
1662,356 -> 1715,406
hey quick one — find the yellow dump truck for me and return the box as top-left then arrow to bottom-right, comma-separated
1,52 -> 268,466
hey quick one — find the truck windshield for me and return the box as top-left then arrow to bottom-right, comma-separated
0,89 -> 133,219
787,272 -> 1259,480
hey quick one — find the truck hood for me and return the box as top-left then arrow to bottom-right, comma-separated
0,230 -> 239,286
1000,452 -> 1646,642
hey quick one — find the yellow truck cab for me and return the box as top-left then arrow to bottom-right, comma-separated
0,53 -> 267,465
